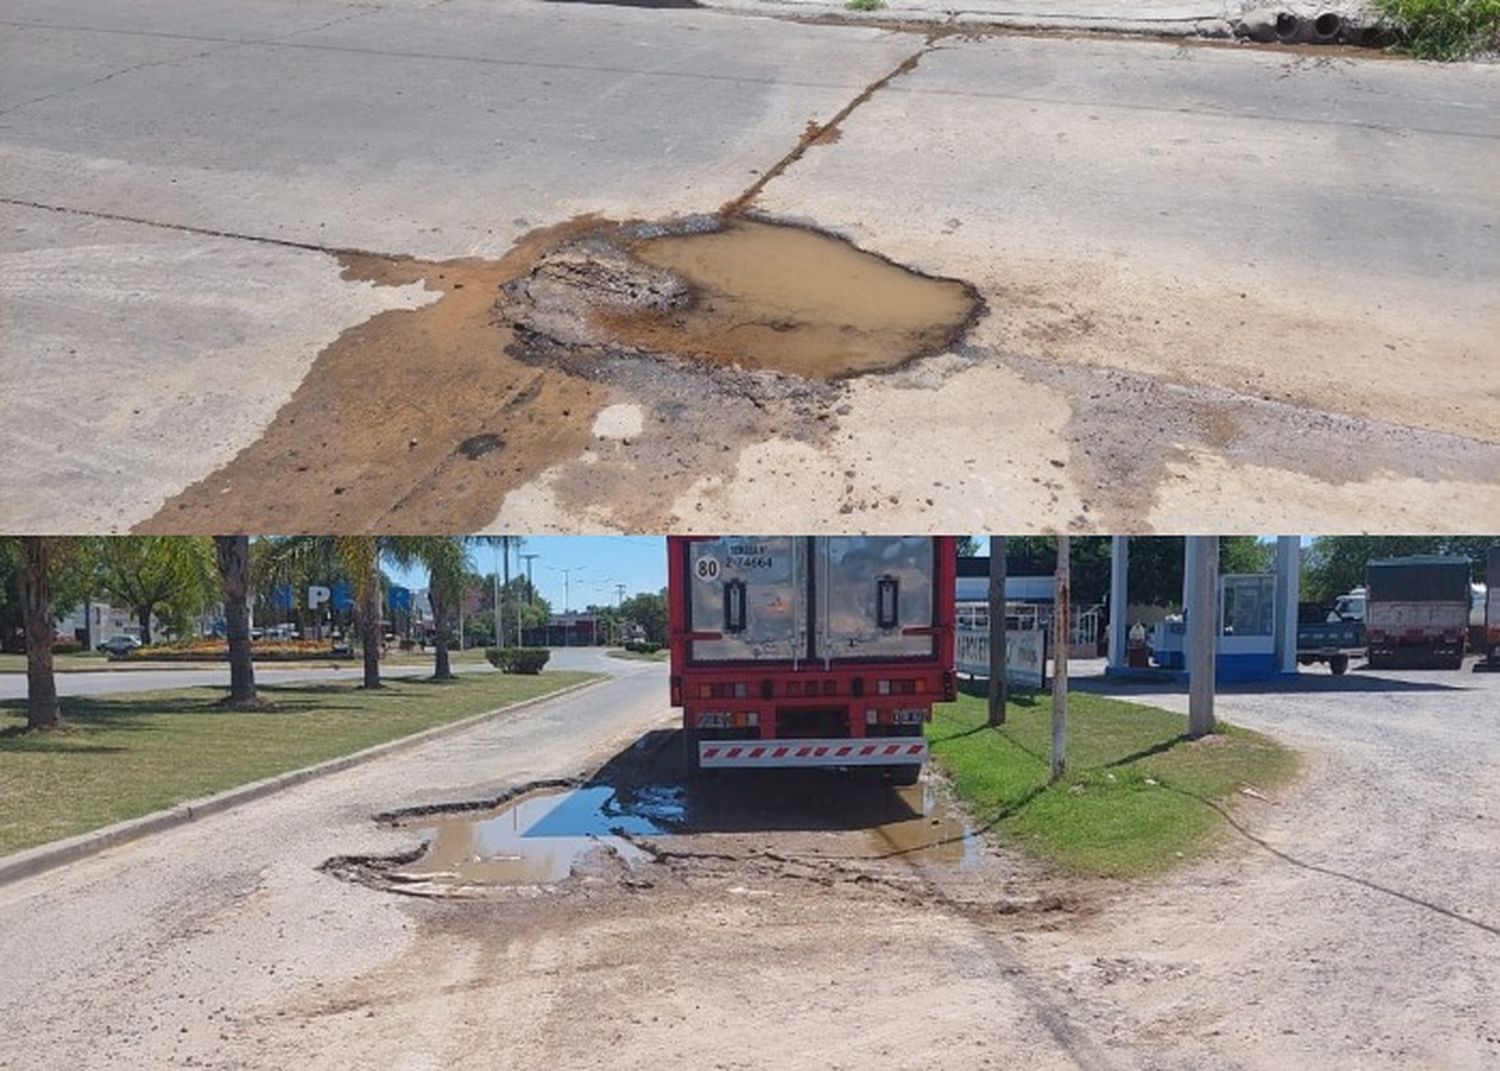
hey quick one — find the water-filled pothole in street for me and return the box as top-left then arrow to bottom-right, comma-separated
375,774 -> 981,893
389,785 -> 679,888
502,216 -> 982,380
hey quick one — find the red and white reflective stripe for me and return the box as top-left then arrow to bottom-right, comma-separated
699,737 -> 927,768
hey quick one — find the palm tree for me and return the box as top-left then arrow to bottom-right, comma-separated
260,537 -> 385,689
384,537 -> 471,681
213,536 -> 259,708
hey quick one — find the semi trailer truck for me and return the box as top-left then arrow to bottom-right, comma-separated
668,536 -> 956,784
1365,555 -> 1471,670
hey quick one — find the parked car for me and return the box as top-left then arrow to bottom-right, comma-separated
98,635 -> 142,658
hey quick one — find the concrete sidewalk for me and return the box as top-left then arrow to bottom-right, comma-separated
702,0 -> 1375,39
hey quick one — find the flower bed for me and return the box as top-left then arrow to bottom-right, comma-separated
124,639 -> 354,663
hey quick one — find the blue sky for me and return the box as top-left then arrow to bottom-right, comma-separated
386,535 -> 1309,607
387,536 -> 667,611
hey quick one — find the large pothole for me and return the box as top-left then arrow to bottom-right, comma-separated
502,215 -> 983,380
323,745 -> 989,900
139,213 -> 983,534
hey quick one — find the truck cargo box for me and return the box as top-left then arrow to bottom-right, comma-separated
669,536 -> 956,782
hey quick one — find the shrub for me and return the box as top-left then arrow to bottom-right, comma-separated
623,641 -> 662,654
1374,0 -> 1500,58
485,647 -> 552,675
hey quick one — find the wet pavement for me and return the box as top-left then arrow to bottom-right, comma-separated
343,744 -> 986,896
140,211 -> 982,533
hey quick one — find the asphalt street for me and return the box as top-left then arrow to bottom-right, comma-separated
0,650 -> 673,1070
1,651 -> 1495,1067
2,0 -> 1497,534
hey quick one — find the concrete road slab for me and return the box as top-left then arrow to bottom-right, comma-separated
1,0 -> 912,258
740,35 -> 1500,528
2,2 -> 1497,533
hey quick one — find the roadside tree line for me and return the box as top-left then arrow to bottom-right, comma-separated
2,536 -> 508,731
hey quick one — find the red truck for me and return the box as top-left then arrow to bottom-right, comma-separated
668,536 -> 957,784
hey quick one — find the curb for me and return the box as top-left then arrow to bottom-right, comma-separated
700,0 -> 1238,37
0,674 -> 609,888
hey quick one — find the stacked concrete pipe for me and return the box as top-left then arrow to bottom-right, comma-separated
1232,7 -> 1385,44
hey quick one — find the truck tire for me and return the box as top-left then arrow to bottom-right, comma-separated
1330,654 -> 1349,676
886,763 -> 922,786
683,727 -> 702,778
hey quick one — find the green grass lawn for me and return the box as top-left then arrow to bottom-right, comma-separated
929,689 -> 1299,878
0,670 -> 598,856
0,651 -> 116,673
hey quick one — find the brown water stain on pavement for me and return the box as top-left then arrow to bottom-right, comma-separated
138,218 -> 609,534
139,212 -> 984,534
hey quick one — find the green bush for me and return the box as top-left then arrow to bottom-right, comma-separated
623,641 -> 661,654
1374,0 -> 1500,58
485,647 -> 552,675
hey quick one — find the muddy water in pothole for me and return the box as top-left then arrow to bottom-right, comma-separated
393,776 -> 980,889
599,219 -> 981,379
395,786 -> 670,886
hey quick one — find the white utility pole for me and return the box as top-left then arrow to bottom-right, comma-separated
491,542 -> 503,649
1186,536 -> 1219,738
1051,535 -> 1071,782
1108,535 -> 1129,671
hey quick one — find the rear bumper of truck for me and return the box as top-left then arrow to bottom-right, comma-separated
698,737 -> 928,769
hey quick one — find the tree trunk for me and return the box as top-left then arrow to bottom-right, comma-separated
430,586 -> 453,680
20,538 -> 60,730
987,535 -> 1008,726
136,605 -> 154,647
215,536 -> 258,707
360,556 -> 382,690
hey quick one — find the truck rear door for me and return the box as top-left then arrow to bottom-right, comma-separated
684,537 -> 807,664
812,536 -> 936,663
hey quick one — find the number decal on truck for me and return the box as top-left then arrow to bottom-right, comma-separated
695,557 -> 721,581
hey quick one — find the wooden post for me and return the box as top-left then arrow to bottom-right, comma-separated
987,536 -> 1008,726
1051,535 -> 1070,782
1187,536 -> 1218,738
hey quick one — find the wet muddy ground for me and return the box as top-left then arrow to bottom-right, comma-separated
137,213 -> 978,534
325,731 -> 1000,902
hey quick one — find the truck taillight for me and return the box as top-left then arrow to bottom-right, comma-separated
670,676 -> 682,707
